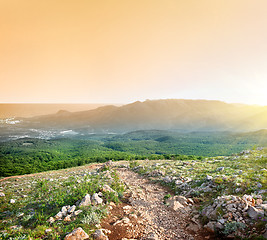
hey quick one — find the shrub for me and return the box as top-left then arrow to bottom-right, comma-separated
222,221 -> 246,235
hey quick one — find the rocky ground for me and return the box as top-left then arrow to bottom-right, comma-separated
0,148 -> 266,240
60,165 -> 214,240
114,167 -> 211,240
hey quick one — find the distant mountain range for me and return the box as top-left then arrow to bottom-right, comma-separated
0,104 -> 109,118
18,99 -> 267,133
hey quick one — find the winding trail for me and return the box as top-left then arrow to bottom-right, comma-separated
117,167 -> 207,240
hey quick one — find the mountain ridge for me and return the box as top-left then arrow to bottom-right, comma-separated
20,99 -> 267,132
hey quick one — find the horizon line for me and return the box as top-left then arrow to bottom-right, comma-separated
0,98 -> 266,107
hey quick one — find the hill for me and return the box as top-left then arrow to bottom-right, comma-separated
20,99 -> 267,132
0,103 -> 109,118
0,150 -> 266,239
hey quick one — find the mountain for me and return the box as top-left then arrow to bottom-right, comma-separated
20,99 -> 267,132
0,103 -> 109,118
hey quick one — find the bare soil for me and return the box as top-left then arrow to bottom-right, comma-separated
101,167 -> 215,240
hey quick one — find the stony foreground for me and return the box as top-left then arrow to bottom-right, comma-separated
0,148 -> 266,239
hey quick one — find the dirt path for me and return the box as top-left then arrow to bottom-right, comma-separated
116,167 -> 206,240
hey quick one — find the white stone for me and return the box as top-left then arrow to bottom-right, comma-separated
79,194 -> 91,207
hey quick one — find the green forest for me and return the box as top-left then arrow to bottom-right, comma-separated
1,130 -> 267,177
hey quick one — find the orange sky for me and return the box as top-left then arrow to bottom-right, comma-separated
1,0 -> 267,105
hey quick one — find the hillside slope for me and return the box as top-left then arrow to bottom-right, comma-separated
22,99 -> 267,132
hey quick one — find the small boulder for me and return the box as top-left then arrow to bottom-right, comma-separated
92,229 -> 109,240
206,175 -> 213,181
55,211 -> 64,220
68,205 -> 76,214
174,196 -> 188,206
47,217 -> 55,224
102,185 -> 117,195
260,204 -> 267,211
166,198 -> 184,211
64,215 -> 72,222
61,206 -> 68,216
247,206 -> 264,219
64,227 -> 89,240
73,210 -> 83,216
146,232 -> 158,240
204,221 -> 216,233
92,193 -> 103,205
79,194 -> 91,207
163,176 -> 172,183
186,222 -> 200,232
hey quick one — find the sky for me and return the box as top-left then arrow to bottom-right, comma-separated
0,0 -> 267,105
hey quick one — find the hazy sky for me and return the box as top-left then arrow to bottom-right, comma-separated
1,0 -> 267,105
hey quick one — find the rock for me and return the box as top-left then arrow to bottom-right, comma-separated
206,175 -> 213,181
64,215 -> 72,222
186,222 -> 200,232
10,199 -> 15,204
123,205 -> 133,214
61,206 -> 68,216
174,196 -> 188,206
218,218 -> 225,224
102,185 -> 117,195
204,221 -> 216,233
92,229 -> 109,240
73,210 -> 83,216
215,222 -> 224,230
247,206 -> 264,219
0,192 -> 5,197
149,170 -> 165,177
260,204 -> 267,211
102,229 -> 111,235
122,217 -> 130,224
79,194 -> 91,207
129,213 -> 138,219
114,217 -> 131,226
187,198 -> 194,205
175,180 -> 183,185
166,198 -> 184,211
47,217 -> 55,223
163,176 -> 172,183
55,211 -> 64,220
207,209 -> 217,220
68,205 -> 76,214
17,212 -> 24,218
146,232 -> 158,240
64,227 -> 89,240
92,193 -> 103,205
